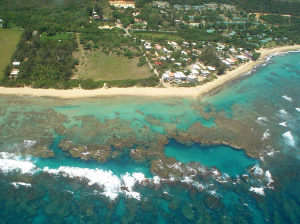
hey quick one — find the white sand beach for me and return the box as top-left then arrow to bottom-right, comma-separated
0,45 -> 299,99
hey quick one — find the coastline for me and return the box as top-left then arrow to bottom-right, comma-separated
0,45 -> 299,99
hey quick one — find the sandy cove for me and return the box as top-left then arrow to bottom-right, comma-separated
0,45 -> 299,99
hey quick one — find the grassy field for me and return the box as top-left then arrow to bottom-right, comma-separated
131,31 -> 183,42
0,28 -> 22,78
74,50 -> 152,81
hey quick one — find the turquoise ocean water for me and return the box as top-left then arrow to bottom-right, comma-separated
0,51 -> 299,223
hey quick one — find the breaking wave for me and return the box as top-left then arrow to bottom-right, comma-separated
282,131 -> 295,147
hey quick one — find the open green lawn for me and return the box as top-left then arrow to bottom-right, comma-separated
40,32 -> 74,41
131,31 -> 183,42
0,28 -> 22,78
74,49 -> 152,81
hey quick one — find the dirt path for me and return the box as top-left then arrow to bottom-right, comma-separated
76,34 -> 86,62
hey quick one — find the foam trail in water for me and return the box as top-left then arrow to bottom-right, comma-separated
282,131 -> 295,147
282,95 -> 293,102
279,122 -> 287,127
296,108 -> 300,112
262,129 -> 270,140
249,187 -> 265,196
11,182 -> 32,188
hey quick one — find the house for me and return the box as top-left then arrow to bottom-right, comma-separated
187,75 -> 198,82
132,12 -> 140,16
170,41 -> 178,46
182,41 -> 189,47
163,48 -> 172,54
145,45 -> 152,50
201,70 -> 210,76
226,58 -> 235,64
10,69 -> 19,77
220,4 -> 236,11
174,20 -> 182,24
244,50 -> 253,60
192,64 -> 201,70
236,55 -> 247,61
184,5 -> 191,10
207,66 -> 216,71
191,69 -> 200,76
93,14 -> 100,19
205,3 -> 218,10
155,44 -> 162,52
175,62 -> 182,66
174,4 -> 183,10
181,51 -> 187,55
170,58 -> 175,61
222,60 -> 231,66
174,71 -> 186,80
154,61 -> 162,66
162,72 -> 169,81
12,61 -> 21,66
229,48 -> 237,54
192,6 -> 201,11
102,16 -> 109,21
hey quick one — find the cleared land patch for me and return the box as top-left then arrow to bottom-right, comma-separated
0,28 -> 22,78
74,44 -> 152,81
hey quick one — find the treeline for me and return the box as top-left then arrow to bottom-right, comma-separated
199,47 -> 226,75
0,0 -> 92,31
0,76 -> 160,89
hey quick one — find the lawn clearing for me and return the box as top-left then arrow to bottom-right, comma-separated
0,28 -> 22,78
74,49 -> 152,81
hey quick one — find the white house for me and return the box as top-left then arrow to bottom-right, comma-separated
201,70 -> 210,76
175,62 -> 182,66
191,69 -> 199,76
192,64 -> 201,70
170,41 -> 178,46
181,51 -> 187,55
226,58 -> 235,64
174,71 -> 186,80
207,66 -> 216,71
187,75 -> 197,82
12,61 -> 21,66
222,60 -> 231,66
162,73 -> 169,81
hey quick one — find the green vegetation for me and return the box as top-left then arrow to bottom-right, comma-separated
0,28 -> 22,78
74,46 -> 152,81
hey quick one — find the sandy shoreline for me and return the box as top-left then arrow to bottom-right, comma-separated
0,45 -> 299,99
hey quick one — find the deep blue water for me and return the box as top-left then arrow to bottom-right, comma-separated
0,51 -> 300,223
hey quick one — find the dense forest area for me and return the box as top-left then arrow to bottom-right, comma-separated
0,0 -> 93,31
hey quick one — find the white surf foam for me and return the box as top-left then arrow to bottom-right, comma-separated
282,131 -> 295,147
43,166 -> 145,200
262,129 -> 270,140
296,108 -> 300,112
265,171 -> 274,189
279,122 -> 287,127
0,158 -> 38,174
282,95 -> 293,102
11,182 -> 32,188
256,117 -> 268,125
249,187 -> 265,196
